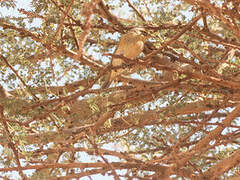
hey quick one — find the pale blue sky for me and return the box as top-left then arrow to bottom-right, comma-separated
0,0 -> 31,16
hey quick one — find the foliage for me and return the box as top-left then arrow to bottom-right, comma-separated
0,0 -> 240,179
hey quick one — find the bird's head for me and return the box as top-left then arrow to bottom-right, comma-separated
129,27 -> 150,41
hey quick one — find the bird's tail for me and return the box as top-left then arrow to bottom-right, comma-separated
102,71 -> 112,89
102,64 -> 123,89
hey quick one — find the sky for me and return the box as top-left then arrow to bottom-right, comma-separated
0,0 -> 31,16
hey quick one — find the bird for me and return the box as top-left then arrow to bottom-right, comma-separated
102,27 -> 149,88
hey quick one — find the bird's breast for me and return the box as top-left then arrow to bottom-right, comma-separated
124,40 -> 144,59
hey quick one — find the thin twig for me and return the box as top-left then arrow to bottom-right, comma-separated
125,0 -> 146,22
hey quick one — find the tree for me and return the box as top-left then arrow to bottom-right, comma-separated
0,0 -> 240,179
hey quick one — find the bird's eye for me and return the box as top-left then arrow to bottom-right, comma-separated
140,31 -> 148,36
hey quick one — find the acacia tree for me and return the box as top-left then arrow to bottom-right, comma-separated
0,0 -> 240,179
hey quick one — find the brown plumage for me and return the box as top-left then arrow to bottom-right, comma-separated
102,27 -> 149,88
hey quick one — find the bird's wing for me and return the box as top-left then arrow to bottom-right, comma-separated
111,35 -> 125,66
102,34 -> 127,89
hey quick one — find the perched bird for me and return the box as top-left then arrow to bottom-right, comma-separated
102,27 -> 149,88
